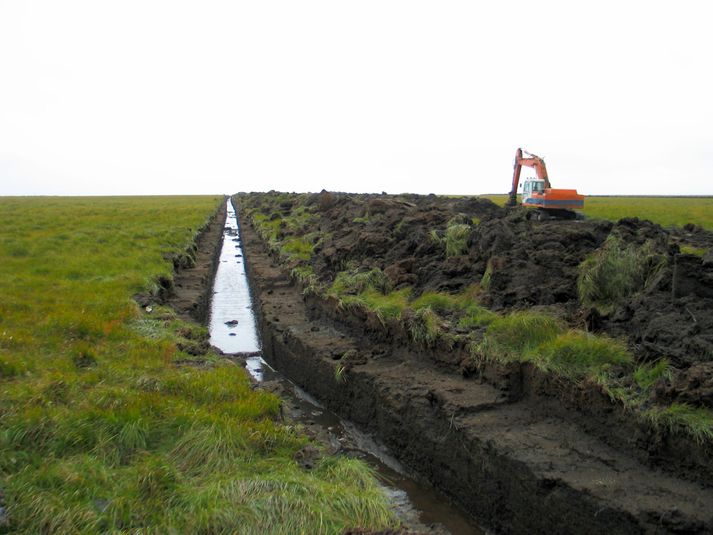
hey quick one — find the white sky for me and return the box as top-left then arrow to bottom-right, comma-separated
1,0 -> 711,196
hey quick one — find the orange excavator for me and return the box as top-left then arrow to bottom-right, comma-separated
507,148 -> 585,220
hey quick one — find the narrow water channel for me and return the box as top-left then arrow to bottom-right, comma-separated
209,201 -> 484,535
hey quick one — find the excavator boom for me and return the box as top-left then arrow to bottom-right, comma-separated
508,148 -> 551,205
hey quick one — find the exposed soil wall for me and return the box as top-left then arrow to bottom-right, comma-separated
165,198 -> 227,322
308,290 -> 713,485
239,204 -> 713,534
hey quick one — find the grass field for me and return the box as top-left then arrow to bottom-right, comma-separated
0,196 -> 395,534
483,195 -> 713,230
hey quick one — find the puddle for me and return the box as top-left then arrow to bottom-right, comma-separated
209,202 -> 484,535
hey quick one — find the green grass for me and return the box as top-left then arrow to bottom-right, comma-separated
0,196 -> 397,534
412,287 -> 496,329
474,311 -> 564,361
480,259 -> 495,291
633,359 -> 671,390
330,268 -> 393,296
282,237 -> 314,261
407,307 -> 442,346
444,223 -> 470,257
457,304 -> 497,329
643,403 -> 713,445
578,235 -> 667,310
535,331 -> 632,378
291,265 -> 320,295
472,310 -> 632,380
484,194 -> 713,230
430,222 -> 471,257
251,213 -> 282,243
360,288 -> 411,321
412,291 -> 463,312
680,245 -> 707,256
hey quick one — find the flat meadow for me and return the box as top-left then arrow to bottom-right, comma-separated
0,196 -> 395,534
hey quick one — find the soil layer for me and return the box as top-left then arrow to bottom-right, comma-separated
165,198 -> 227,322
239,195 -> 713,534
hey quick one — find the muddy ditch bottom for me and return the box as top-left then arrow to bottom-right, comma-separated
238,355 -> 484,534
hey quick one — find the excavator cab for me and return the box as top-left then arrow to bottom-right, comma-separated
522,178 -> 545,198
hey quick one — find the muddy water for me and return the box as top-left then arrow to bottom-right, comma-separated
209,202 -> 484,535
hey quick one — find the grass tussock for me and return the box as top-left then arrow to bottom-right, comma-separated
291,265 -> 320,295
643,404 -> 713,445
331,268 -> 393,296
359,288 -> 411,322
407,307 -> 442,346
444,223 -> 471,257
412,287 -> 495,329
633,359 -> 671,390
473,311 -> 632,379
535,331 -> 632,377
281,237 -> 314,261
578,235 -> 667,311
480,259 -> 495,291
475,311 -> 563,361
0,196 -> 396,533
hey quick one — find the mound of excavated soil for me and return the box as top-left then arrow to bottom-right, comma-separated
242,192 -> 713,405
313,195 -> 711,360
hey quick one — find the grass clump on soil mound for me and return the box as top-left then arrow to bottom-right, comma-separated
473,311 -> 632,379
412,287 -> 496,330
332,267 -> 393,296
473,309 -> 713,443
474,311 -> 563,362
444,223 -> 471,257
0,197 -> 397,534
331,268 -> 409,324
407,307 -> 443,347
246,194 -> 320,264
643,403 -> 713,445
577,235 -> 667,311
430,220 -> 472,257
536,331 -> 631,378
330,271 -> 494,340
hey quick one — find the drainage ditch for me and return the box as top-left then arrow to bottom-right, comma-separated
208,200 -> 483,534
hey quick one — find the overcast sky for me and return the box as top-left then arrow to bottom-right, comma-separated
1,1 -> 711,196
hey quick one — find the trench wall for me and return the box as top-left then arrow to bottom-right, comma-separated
257,320 -> 644,534
165,197 -> 228,323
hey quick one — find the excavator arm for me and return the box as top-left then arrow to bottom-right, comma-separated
507,148 -> 551,206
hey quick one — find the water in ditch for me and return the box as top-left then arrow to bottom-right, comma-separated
209,201 -> 484,535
